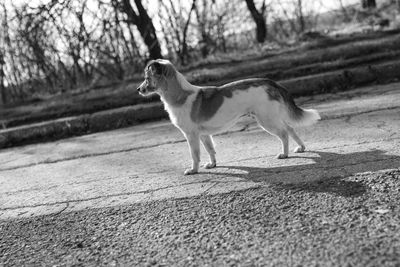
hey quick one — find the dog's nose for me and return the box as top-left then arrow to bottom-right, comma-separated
137,87 -> 141,92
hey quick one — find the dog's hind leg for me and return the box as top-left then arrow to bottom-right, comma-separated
255,115 -> 289,159
200,135 -> 216,169
184,132 -> 200,175
287,126 -> 306,153
274,130 -> 289,159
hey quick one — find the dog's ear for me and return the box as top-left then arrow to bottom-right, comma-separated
147,60 -> 176,78
147,61 -> 163,76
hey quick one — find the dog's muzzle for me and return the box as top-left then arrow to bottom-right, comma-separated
137,87 -> 147,95
137,81 -> 146,94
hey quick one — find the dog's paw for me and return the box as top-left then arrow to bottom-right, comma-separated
294,145 -> 305,153
184,168 -> 198,175
204,162 -> 216,169
276,153 -> 288,159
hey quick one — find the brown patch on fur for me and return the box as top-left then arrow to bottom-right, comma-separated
146,60 -> 193,107
164,74 -> 193,107
190,78 -> 304,123
147,60 -> 176,78
191,79 -> 265,123
263,79 -> 304,120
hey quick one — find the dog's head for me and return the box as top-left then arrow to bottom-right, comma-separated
137,59 -> 175,96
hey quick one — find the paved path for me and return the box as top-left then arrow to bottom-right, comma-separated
1,83 -> 400,266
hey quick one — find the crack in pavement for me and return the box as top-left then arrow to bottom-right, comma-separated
2,175 -> 139,196
1,134 -> 398,177
1,155 -> 398,212
0,178 -> 219,211
1,106 -> 399,173
51,203 -> 69,216
0,139 -> 188,172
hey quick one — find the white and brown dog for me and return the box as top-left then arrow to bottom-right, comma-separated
137,59 -> 320,175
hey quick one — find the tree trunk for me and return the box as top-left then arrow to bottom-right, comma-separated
362,0 -> 376,8
297,0 -> 305,33
119,0 -> 162,59
180,0 -> 197,65
244,0 -> 267,43
338,0 -> 350,22
0,52 -> 6,104
194,0 -> 211,57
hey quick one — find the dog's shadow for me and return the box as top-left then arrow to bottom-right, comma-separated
207,149 -> 399,197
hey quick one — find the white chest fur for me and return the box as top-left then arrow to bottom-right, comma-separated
162,94 -> 197,132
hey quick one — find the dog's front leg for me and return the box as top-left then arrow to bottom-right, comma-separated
184,132 -> 200,175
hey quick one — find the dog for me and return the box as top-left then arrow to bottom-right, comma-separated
137,59 -> 320,175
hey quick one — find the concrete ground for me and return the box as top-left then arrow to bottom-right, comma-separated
1,82 -> 400,266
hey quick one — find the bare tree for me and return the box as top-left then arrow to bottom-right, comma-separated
0,52 -> 5,104
181,0 -> 197,63
158,0 -> 197,64
338,0 -> 351,21
89,0 -> 145,79
1,0 -> 375,105
244,0 -> 267,43
14,3 -> 61,93
0,3 -> 7,104
194,0 -> 214,57
116,0 -> 162,59
193,0 -> 232,58
362,0 -> 376,8
0,0 -> 148,103
296,0 -> 305,33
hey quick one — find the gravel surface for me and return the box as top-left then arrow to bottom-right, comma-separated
1,169 -> 400,266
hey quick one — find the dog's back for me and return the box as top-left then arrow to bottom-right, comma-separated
188,78 -> 319,133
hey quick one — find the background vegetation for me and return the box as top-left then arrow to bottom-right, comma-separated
0,0 -> 399,105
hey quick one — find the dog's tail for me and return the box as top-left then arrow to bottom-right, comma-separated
284,98 -> 321,127
263,79 -> 320,127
